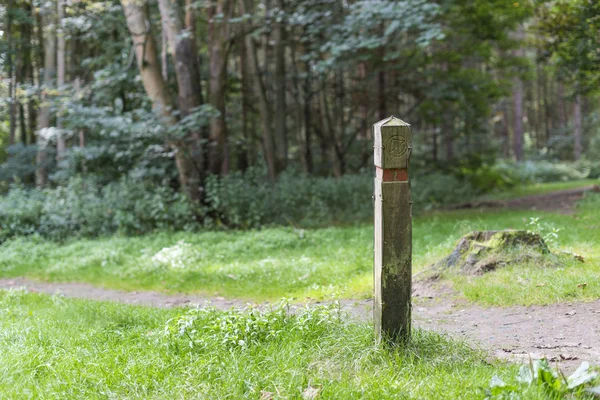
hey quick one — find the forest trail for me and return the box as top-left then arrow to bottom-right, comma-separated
502,185 -> 597,214
1,277 -> 598,372
454,185 -> 597,214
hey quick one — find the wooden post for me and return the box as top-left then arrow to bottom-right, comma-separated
373,116 -> 412,343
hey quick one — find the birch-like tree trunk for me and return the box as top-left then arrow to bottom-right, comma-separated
121,0 -> 207,202
121,0 -> 173,118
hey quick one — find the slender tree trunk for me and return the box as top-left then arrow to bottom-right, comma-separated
318,80 -> 342,177
273,0 -> 287,171
7,0 -> 17,145
23,0 -> 36,145
573,94 -> 582,161
333,71 -> 345,175
443,113 -> 454,161
207,0 -> 232,175
302,65 -> 313,173
121,0 -> 173,118
56,0 -> 67,162
542,69 -> 551,145
241,0 -> 276,180
556,82 -> 566,130
432,126 -> 438,163
36,3 -> 57,187
239,36 -> 252,169
502,101 -> 511,158
161,29 -> 168,81
535,61 -> 543,149
377,23 -> 386,120
513,76 -> 524,161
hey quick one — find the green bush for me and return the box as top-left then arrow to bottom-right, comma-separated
0,177 -> 197,242
0,168 -> 484,240
204,168 -> 373,228
204,167 -> 480,227
492,160 -> 591,184
14,158 -> 595,240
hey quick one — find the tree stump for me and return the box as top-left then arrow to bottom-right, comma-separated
431,230 -> 551,276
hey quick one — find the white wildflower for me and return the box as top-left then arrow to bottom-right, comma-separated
151,241 -> 196,269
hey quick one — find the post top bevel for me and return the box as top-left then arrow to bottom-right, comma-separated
374,115 -> 411,129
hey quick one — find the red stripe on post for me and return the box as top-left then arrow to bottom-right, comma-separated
376,167 -> 408,182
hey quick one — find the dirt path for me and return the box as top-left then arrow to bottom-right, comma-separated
453,185 -> 597,214
1,277 -> 598,372
412,283 -> 600,372
502,186 -> 597,214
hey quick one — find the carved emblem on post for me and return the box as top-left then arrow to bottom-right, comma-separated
373,116 -> 412,343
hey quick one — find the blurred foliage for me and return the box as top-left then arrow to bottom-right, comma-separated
0,0 -> 598,238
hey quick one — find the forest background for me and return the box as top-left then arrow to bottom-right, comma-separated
0,0 -> 599,239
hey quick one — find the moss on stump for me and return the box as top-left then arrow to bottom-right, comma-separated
431,230 -> 552,276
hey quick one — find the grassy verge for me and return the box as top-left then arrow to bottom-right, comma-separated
0,193 -> 598,306
0,289 -> 548,399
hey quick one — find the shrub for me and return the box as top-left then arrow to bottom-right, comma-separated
492,160 -> 590,184
0,177 -> 197,242
203,168 -> 373,228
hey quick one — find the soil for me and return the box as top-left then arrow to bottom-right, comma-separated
452,186 -> 597,214
1,187 -> 598,372
412,282 -> 600,373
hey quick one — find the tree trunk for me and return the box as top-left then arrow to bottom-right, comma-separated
573,94 -> 582,161
318,80 -> 342,177
502,101 -> 510,158
241,0 -> 276,180
432,126 -> 438,163
513,76 -> 524,161
157,0 -> 206,200
443,112 -> 454,161
240,36 -> 253,169
23,0 -> 36,145
273,0 -> 287,171
207,0 -> 232,175
121,0 -> 173,118
56,0 -> 67,162
556,83 -> 566,130
7,0 -> 17,145
36,3 -> 57,187
378,71 -> 386,121
377,23 -> 386,120
301,65 -> 313,173
121,0 -> 209,202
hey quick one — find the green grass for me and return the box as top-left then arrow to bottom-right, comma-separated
480,179 -> 598,201
0,289 -> 556,399
0,193 -> 598,306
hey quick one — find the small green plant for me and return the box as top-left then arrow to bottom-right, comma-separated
163,300 -> 344,350
527,217 -> 561,247
484,358 -> 599,399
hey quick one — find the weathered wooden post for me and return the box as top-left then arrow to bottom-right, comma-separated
373,116 -> 412,343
